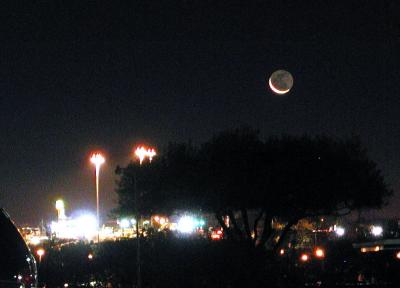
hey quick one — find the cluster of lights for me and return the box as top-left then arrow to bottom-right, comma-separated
211,229 -> 223,240
285,248 -> 326,262
90,153 -> 105,167
153,215 -> 167,225
135,146 -> 156,165
118,218 -> 135,229
177,216 -> 205,234
50,213 -> 98,240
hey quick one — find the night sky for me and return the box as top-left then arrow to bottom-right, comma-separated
1,1 -> 399,225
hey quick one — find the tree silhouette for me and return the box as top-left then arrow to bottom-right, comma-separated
114,128 -> 392,251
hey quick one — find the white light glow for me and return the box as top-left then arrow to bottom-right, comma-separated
335,226 -> 345,237
119,219 -> 130,229
371,225 -> 383,237
30,236 -> 41,245
177,216 -> 196,233
90,153 -> 105,167
51,213 -> 97,240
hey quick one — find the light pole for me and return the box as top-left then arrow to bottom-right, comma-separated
36,248 -> 45,264
55,199 -> 66,221
90,153 -> 105,242
133,146 -> 156,288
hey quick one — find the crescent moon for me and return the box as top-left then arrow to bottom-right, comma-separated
269,77 -> 290,95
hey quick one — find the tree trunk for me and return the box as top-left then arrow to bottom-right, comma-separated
215,212 -> 234,239
227,210 -> 243,239
256,215 -> 273,248
253,210 -> 264,245
240,208 -> 252,240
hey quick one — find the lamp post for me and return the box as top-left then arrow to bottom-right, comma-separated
90,153 -> 105,242
133,146 -> 156,288
55,199 -> 66,221
36,248 -> 45,264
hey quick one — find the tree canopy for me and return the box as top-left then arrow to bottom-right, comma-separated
115,128 -> 392,249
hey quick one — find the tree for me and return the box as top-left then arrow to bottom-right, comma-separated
114,128 -> 392,252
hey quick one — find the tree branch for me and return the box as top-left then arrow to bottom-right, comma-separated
227,210 -> 243,239
272,218 -> 300,253
257,214 -> 273,248
253,210 -> 264,245
240,208 -> 252,240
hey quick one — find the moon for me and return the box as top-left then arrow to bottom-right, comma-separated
268,70 -> 293,95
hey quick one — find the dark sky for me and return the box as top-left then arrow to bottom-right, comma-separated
1,1 -> 399,225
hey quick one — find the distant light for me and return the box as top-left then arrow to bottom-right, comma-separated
90,153 -> 105,167
135,146 -> 156,164
177,216 -> 196,233
119,219 -> 130,229
300,254 -> 309,262
130,218 -> 136,225
76,214 -> 98,239
159,217 -> 166,225
55,200 -> 65,210
30,236 -> 41,245
64,283 -> 69,288
88,253 -> 93,260
315,248 -> 325,259
396,251 -> 400,259
36,248 -> 45,257
361,246 -> 381,253
17,275 -> 23,280
371,225 -> 383,237
335,226 -> 345,237
279,249 -> 285,255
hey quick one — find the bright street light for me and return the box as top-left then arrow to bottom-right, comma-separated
55,199 -> 66,220
36,248 -> 45,263
135,146 -> 156,165
133,145 -> 156,288
300,253 -> 309,262
314,248 -> 325,259
90,152 -> 105,242
371,225 -> 383,237
335,226 -> 345,237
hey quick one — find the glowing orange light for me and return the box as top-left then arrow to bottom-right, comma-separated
134,146 -> 156,164
315,248 -> 325,259
300,253 -> 309,262
36,248 -> 45,262
211,234 -> 222,240
36,248 -> 45,257
90,153 -> 105,167
279,249 -> 285,255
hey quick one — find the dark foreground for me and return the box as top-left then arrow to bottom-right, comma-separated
34,236 -> 400,288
